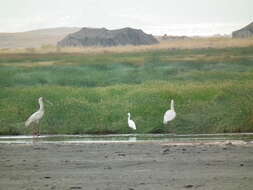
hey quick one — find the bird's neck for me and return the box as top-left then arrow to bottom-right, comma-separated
39,101 -> 44,111
171,102 -> 174,111
128,115 -> 130,121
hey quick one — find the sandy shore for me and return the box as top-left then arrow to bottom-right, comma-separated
0,142 -> 253,190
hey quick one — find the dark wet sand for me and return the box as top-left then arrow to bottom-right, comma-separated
0,142 -> 253,190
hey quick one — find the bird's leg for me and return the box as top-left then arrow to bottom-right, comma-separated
31,123 -> 36,144
33,124 -> 40,144
167,124 -> 175,134
36,123 -> 40,137
32,123 -> 36,137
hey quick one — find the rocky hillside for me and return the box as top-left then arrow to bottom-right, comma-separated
58,27 -> 158,47
0,27 -> 80,48
232,22 -> 253,38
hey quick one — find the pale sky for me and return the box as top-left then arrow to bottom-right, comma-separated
0,0 -> 252,36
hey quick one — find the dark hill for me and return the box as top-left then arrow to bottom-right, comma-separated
232,22 -> 253,38
57,27 -> 159,47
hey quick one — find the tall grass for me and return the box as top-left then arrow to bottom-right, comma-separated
0,46 -> 253,134
1,81 -> 253,135
1,47 -> 253,88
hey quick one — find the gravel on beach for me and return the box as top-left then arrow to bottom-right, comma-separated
0,142 -> 253,190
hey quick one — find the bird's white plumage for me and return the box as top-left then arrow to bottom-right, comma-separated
128,113 -> 136,130
25,110 -> 44,127
163,99 -> 176,124
25,97 -> 45,128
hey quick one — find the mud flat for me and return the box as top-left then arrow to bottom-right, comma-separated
0,142 -> 253,190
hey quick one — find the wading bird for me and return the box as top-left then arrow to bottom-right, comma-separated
163,99 -> 176,124
128,112 -> 136,130
25,97 -> 46,136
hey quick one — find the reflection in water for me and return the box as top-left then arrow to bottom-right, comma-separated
0,133 -> 253,144
128,136 -> 137,142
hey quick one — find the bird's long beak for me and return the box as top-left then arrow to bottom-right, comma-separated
45,99 -> 53,106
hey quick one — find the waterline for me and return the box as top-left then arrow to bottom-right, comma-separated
0,133 -> 253,144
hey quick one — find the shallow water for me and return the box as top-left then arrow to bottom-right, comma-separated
0,133 -> 253,144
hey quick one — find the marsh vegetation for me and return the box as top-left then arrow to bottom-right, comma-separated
1,42 -> 253,135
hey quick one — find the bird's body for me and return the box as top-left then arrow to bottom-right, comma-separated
163,99 -> 176,124
25,97 -> 45,136
25,109 -> 44,127
128,113 -> 136,130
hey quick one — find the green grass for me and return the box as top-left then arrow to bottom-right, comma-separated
1,47 -> 253,135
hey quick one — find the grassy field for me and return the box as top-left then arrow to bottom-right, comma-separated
1,44 -> 253,135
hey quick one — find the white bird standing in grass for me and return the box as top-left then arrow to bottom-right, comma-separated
128,112 -> 136,130
163,99 -> 176,124
25,97 -> 45,136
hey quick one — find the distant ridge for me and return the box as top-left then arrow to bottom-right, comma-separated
0,27 -> 81,48
58,27 -> 159,47
232,22 -> 253,38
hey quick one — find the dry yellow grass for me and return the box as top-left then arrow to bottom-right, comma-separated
160,54 -> 253,62
0,37 -> 253,55
1,61 -> 58,67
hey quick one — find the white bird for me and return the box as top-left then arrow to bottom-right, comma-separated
128,112 -> 136,130
25,97 -> 45,136
163,99 -> 176,124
